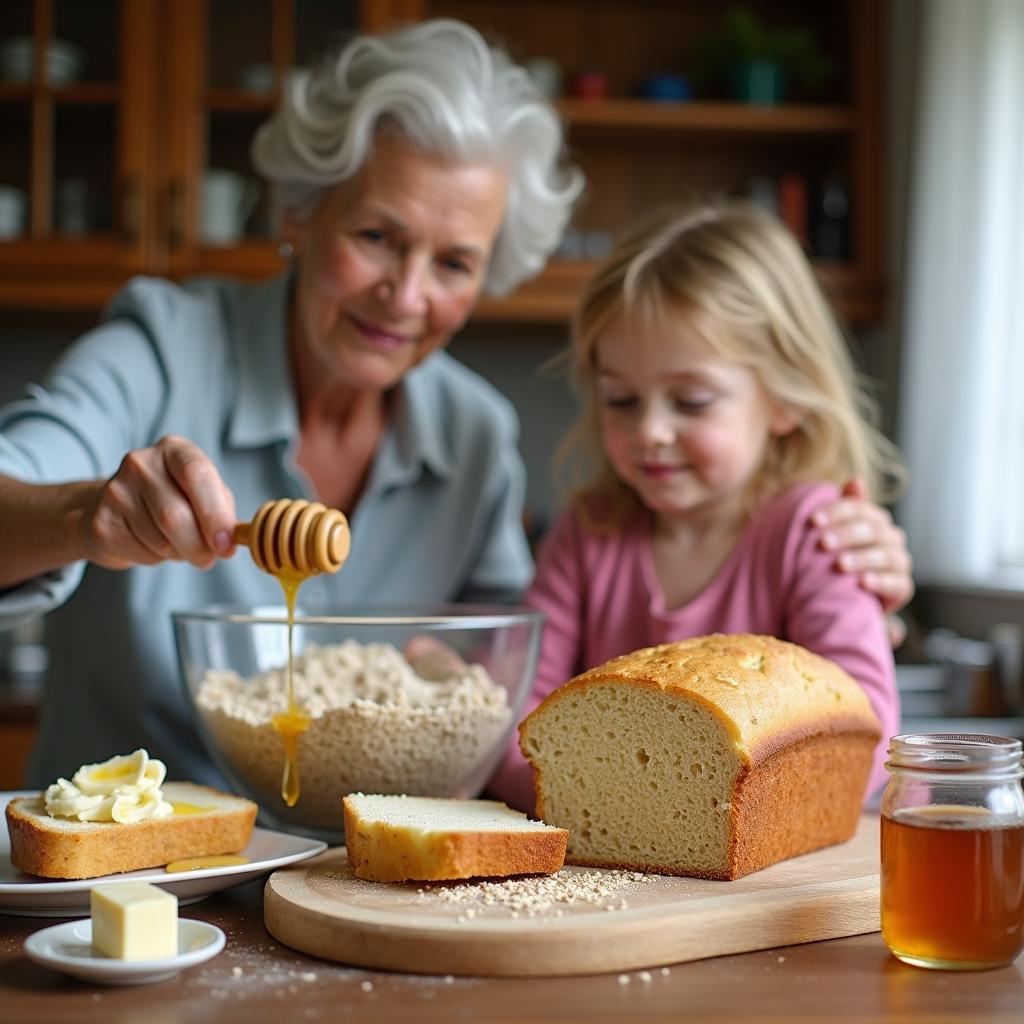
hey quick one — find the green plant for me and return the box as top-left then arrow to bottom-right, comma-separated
692,6 -> 834,98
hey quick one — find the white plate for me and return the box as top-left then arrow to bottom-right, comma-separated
24,918 -> 225,985
0,791 -> 326,916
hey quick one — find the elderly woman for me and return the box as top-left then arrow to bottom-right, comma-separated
0,20 -> 910,788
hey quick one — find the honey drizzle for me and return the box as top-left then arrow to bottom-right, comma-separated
237,498 -> 350,810
270,573 -> 311,807
164,855 -> 250,873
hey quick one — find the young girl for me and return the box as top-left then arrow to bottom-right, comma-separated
490,199 -> 905,811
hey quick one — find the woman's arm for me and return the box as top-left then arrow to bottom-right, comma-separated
0,476 -> 100,589
0,438 -> 237,591
0,313 -> 237,591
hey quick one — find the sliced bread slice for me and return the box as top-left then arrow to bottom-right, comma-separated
6,781 -> 258,879
342,794 -> 569,882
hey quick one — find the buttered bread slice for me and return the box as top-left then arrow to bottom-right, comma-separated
7,782 -> 257,879
342,794 -> 569,882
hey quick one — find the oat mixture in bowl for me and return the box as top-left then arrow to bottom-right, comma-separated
173,606 -> 543,841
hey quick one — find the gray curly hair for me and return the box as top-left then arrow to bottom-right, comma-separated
251,18 -> 583,296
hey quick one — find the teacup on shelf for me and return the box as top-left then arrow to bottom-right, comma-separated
0,37 -> 84,86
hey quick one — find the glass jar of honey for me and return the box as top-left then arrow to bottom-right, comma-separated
881,733 -> 1024,970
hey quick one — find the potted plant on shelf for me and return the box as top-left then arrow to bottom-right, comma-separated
692,6 -> 834,106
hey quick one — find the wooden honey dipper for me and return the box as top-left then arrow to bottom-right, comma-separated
233,499 -> 351,576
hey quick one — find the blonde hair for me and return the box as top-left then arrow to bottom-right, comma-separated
558,200 -> 905,525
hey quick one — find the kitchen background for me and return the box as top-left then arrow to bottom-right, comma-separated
0,0 -> 1021,783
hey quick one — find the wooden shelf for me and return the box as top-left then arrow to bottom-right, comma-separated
0,1 -> 884,327
557,99 -> 855,137
53,83 -> 119,104
472,261 -> 594,323
0,253 -> 882,326
0,278 -> 119,310
182,240 -> 285,278
0,82 -> 119,104
205,88 -> 278,113
0,83 -> 31,101
472,260 -> 883,327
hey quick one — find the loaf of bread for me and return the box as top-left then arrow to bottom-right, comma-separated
6,781 -> 258,879
342,794 -> 569,882
519,634 -> 881,880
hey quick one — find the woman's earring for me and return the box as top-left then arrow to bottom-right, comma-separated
278,241 -> 294,259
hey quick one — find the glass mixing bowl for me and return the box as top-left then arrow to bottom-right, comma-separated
173,604 -> 543,841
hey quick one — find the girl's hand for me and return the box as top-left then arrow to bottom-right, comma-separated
812,479 -> 914,639
404,635 -> 469,680
67,435 -> 237,570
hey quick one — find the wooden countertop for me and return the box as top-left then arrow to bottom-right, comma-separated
1,879 -> 1021,1023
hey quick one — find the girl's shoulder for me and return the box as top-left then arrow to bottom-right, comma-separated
758,479 -> 842,524
539,491 -> 645,562
569,488 -> 646,534
738,481 -> 845,588
745,480 -> 841,556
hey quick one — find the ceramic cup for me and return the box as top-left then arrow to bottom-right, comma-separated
524,57 -> 562,100
199,169 -> 259,245
56,178 -> 91,236
0,185 -> 27,240
239,63 -> 274,94
0,36 -> 83,85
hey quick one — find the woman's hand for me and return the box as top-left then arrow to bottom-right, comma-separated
812,479 -> 914,645
68,435 -> 237,571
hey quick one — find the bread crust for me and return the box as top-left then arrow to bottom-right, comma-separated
726,732 -> 872,878
522,634 -> 881,769
6,782 -> 258,879
342,797 -> 568,882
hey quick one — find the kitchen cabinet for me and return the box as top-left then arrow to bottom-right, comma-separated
0,0 -> 407,309
0,0 -> 885,324
0,0 -> 157,309
428,0 -> 885,325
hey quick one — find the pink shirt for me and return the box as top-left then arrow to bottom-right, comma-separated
489,481 -> 898,811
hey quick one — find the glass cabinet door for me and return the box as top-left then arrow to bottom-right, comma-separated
52,0 -> 121,241
0,0 -> 156,307
204,0 -> 276,251
0,3 -> 33,247
164,0 -> 361,280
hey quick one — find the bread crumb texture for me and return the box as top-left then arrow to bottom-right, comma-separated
343,795 -> 568,882
418,867 -> 649,919
197,640 -> 512,828
520,634 -> 879,879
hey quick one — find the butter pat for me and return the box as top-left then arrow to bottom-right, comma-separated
91,882 -> 178,960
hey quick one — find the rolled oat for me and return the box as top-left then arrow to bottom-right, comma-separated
196,640 -> 512,827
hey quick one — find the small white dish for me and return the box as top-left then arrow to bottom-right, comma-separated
24,918 -> 225,985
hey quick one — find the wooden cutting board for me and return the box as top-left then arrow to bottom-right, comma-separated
263,814 -> 880,977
